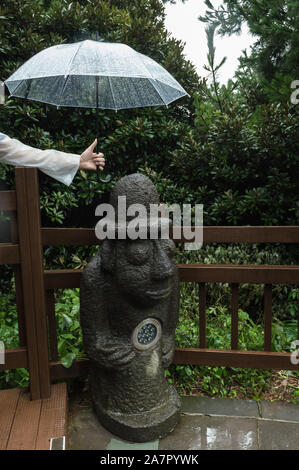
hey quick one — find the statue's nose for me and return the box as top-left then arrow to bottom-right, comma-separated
151,243 -> 174,281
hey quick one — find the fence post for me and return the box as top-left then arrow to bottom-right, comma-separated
198,283 -> 206,348
231,283 -> 239,350
15,167 -> 51,399
45,290 -> 58,362
8,209 -> 27,347
264,284 -> 272,352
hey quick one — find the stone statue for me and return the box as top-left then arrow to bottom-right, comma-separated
80,173 -> 181,442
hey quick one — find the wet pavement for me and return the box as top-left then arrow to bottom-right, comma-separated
68,396 -> 299,450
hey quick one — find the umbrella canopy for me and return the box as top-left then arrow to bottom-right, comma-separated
5,40 -> 189,110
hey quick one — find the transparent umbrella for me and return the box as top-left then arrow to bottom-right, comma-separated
5,40 -> 189,182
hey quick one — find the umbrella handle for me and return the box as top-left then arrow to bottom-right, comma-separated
96,140 -> 112,183
95,100 -> 112,183
97,165 -> 112,184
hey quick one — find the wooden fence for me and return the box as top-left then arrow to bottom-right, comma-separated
0,167 -> 299,400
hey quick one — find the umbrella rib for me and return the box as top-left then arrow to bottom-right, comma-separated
66,41 -> 86,76
58,75 -> 70,107
58,41 -> 85,107
156,78 -> 190,96
148,79 -> 167,106
6,79 -> 26,97
108,76 -> 117,111
136,52 -> 189,96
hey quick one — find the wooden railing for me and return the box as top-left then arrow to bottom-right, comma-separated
1,167 -> 299,399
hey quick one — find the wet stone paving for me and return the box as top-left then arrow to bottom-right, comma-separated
68,396 -> 299,450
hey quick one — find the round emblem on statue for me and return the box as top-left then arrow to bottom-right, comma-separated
132,318 -> 162,351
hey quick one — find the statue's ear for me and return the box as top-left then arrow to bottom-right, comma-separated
100,239 -> 115,273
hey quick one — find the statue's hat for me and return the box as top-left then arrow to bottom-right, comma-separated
96,173 -> 172,240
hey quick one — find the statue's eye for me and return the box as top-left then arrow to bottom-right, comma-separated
159,239 -> 175,259
127,240 -> 152,265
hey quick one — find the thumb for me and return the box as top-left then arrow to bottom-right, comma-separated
89,138 -> 97,151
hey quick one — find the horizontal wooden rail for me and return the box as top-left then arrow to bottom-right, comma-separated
0,348 -> 28,370
41,226 -> 299,246
196,226 -> 299,243
179,264 -> 299,284
0,190 -> 17,211
173,348 -> 299,370
42,228 -> 98,246
50,358 -> 89,380
48,346 -> 299,380
44,269 -> 82,289
44,264 -> 299,289
0,243 -> 20,265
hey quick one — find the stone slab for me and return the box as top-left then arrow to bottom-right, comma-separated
108,439 -> 159,451
158,414 -> 259,450
259,400 -> 299,423
258,419 -> 299,450
68,408 -> 113,450
181,396 -> 260,418
68,397 -> 299,450
68,407 -> 160,451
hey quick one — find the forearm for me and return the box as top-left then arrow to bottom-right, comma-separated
0,135 -> 80,186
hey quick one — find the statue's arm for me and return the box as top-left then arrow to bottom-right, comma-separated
80,256 -> 135,369
80,256 -> 103,362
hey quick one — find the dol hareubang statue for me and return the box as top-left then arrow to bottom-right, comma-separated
80,174 -> 181,442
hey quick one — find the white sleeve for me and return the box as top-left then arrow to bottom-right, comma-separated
0,134 -> 80,186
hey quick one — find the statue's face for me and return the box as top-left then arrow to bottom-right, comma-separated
115,238 -> 176,306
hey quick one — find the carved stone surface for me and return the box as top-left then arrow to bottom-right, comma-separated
80,174 -> 181,442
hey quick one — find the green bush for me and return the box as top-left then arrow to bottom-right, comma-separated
0,287 -> 86,389
142,100 -> 299,227
170,297 -> 298,400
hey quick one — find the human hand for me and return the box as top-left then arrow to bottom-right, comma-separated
79,138 -> 105,171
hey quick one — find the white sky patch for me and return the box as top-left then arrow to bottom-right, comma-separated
164,0 -> 255,84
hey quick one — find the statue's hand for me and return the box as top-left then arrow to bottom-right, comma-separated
162,338 -> 175,368
96,337 -> 136,369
